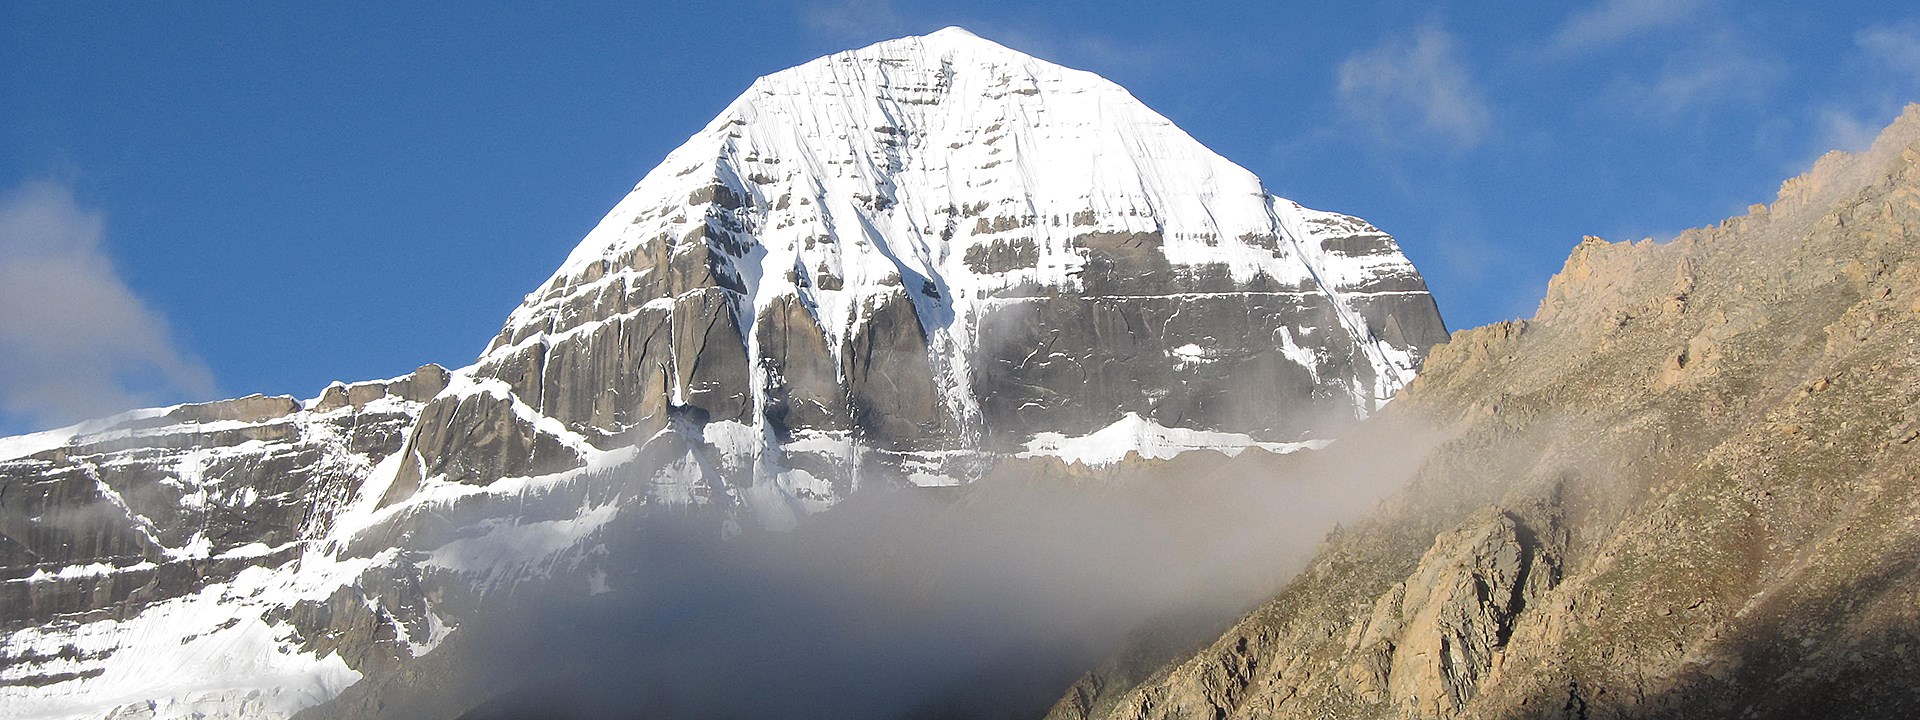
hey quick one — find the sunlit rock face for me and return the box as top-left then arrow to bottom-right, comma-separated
0,28 -> 1444,720
1053,105 -> 1920,720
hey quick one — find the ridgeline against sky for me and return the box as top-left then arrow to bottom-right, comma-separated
3,1 -> 1919,432
1,29 -> 1445,718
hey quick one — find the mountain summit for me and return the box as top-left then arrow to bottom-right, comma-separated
0,29 -> 1444,719
394,27 -> 1446,522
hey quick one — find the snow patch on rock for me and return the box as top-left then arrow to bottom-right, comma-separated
1021,412 -> 1331,467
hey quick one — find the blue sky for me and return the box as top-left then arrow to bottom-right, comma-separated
2,0 -> 1917,434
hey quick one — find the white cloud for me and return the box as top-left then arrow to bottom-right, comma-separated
1549,0 -> 1709,54
1646,51 -> 1762,112
0,181 -> 214,430
1857,22 -> 1920,76
799,0 -> 908,44
1805,23 -> 1920,157
1604,31 -> 1778,121
1336,24 -> 1491,151
1816,107 -> 1884,153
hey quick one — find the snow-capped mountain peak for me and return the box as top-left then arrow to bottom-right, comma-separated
0,29 -> 1446,720
473,28 -> 1444,482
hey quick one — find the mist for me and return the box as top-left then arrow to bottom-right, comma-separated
344,413 -> 1447,720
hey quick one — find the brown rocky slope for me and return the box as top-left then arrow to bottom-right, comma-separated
1052,106 -> 1920,720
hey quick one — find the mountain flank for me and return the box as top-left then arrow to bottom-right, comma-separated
1052,105 -> 1920,720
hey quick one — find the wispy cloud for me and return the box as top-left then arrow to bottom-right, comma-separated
1603,30 -> 1778,122
798,0 -> 909,45
1857,22 -> 1920,76
0,181 -> 214,431
1336,24 -> 1491,151
1805,23 -> 1920,157
1816,107 -> 1885,153
1549,0 -> 1710,55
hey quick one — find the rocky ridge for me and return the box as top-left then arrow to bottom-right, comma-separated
1053,105 -> 1920,720
0,367 -> 447,716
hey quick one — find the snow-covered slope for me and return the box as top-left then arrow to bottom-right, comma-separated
0,370 -> 448,719
0,28 -> 1445,719
514,26 -> 1421,385
512,26 -> 1431,410
402,25 -> 1445,520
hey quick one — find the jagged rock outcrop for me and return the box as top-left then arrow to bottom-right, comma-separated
1348,508 -> 1559,715
1065,105 -> 1920,720
0,365 -> 448,716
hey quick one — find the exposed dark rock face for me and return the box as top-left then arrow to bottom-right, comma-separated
976,291 -> 1357,441
755,294 -> 847,440
400,387 -> 585,490
0,366 -> 446,697
314,364 -> 448,412
1063,105 -> 1920,720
